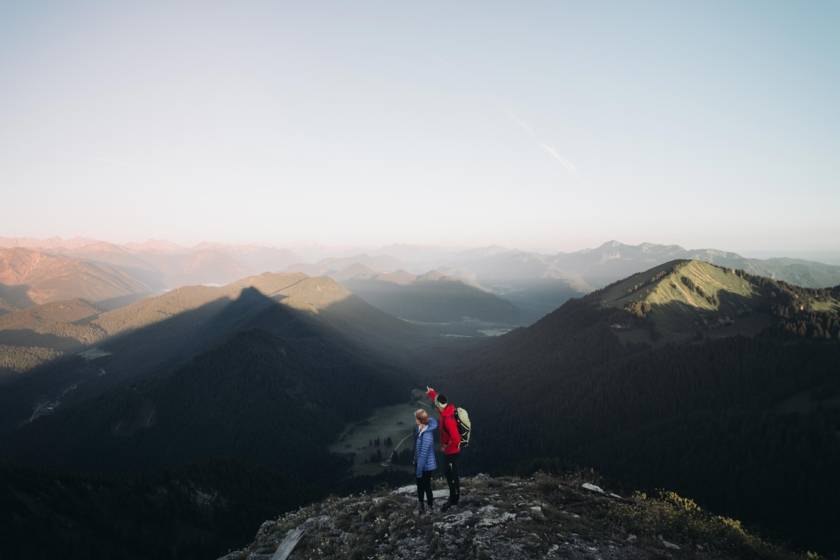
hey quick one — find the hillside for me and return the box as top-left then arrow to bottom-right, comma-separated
340,268 -> 521,326
0,298 -> 103,346
0,299 -> 101,327
4,320 -> 406,473
91,272 -> 313,336
0,291 -> 23,314
434,248 -> 591,323
377,242 -> 840,324
588,259 -> 840,341
223,473 -> 805,560
0,237 -> 302,289
440,260 -> 840,553
0,247 -> 152,307
193,243 -> 300,278
0,459 -> 318,560
42,240 -> 167,290
687,252 -> 840,289
283,257 -> 525,332
286,254 -> 404,277
0,270 -> 421,374
598,260 -> 839,338
0,271 -> 428,431
0,274 -> 433,559
547,241 -> 840,290
5,237 -> 838,326
0,300 -> 103,376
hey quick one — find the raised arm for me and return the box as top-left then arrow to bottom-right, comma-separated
425,385 -> 438,402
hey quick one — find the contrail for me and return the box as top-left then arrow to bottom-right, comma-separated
508,112 -> 578,176
508,112 -> 536,137
539,143 -> 578,175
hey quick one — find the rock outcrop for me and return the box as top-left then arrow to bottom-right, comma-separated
220,473 -> 804,560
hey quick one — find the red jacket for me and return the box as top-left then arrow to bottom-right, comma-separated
427,388 -> 461,455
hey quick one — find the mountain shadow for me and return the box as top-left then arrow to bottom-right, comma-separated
4,318 -> 405,475
0,275 -> 433,435
0,458 -> 319,560
0,283 -> 426,559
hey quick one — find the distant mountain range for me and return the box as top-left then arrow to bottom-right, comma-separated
379,240 -> 840,290
285,254 -> 404,278
555,240 -> 840,290
0,270 -> 425,392
284,260 -> 520,327
0,238 -> 300,295
286,241 -> 840,325
429,240 -> 840,302
3,237 -> 839,328
0,247 -> 152,309
340,268 -> 520,325
374,240 -> 840,288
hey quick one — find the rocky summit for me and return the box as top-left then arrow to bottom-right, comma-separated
219,473 -> 803,560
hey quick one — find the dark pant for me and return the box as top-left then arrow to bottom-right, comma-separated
416,471 -> 433,506
444,453 -> 460,504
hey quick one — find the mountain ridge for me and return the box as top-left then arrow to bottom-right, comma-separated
222,472 -> 807,560
439,259 -> 840,552
0,247 -> 152,307
0,271 -> 427,432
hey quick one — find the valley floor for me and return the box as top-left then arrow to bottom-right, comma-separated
329,395 -> 434,477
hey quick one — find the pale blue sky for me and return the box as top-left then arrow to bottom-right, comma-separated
1,1 -> 838,254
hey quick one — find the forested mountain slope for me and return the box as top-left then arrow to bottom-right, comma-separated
442,260 -> 840,553
0,277 -> 427,558
0,272 -> 427,433
341,270 -> 521,324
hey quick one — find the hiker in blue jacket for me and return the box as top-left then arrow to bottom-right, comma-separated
414,408 -> 438,513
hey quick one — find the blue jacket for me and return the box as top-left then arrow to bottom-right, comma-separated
414,417 -> 438,477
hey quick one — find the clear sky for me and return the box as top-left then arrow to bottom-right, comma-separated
1,1 -> 838,254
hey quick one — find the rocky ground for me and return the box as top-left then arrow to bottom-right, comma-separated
219,472 -> 811,560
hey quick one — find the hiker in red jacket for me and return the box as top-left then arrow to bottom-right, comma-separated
426,385 -> 461,509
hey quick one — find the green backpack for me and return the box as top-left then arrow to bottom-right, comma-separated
453,407 -> 472,448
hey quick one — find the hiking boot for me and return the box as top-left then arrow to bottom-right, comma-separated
441,501 -> 455,512
418,503 -> 426,514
